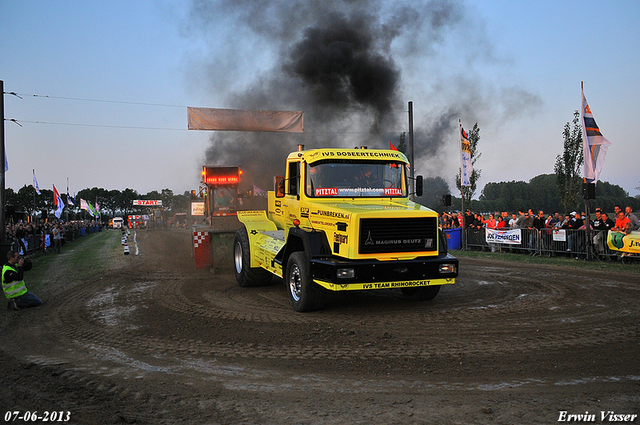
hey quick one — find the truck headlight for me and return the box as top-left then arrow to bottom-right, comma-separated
439,264 -> 456,274
337,268 -> 355,279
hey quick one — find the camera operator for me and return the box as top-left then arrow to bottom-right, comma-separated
2,250 -> 42,311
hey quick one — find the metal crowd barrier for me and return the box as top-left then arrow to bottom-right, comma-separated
10,227 -> 97,256
463,228 -> 620,260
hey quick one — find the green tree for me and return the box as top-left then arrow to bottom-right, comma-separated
554,111 -> 583,213
478,175 -> 563,213
415,176 -> 451,211
143,190 -> 162,215
455,122 -> 482,210
161,189 -> 174,211
39,189 -> 55,218
107,190 -> 121,215
527,174 -> 563,213
15,185 -> 37,215
119,188 -> 140,217
396,132 -> 407,155
172,191 -> 191,213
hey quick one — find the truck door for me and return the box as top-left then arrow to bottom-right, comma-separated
286,161 -> 300,230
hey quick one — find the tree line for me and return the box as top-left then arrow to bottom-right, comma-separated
417,174 -> 639,214
6,185 -> 192,220
8,175 -> 637,222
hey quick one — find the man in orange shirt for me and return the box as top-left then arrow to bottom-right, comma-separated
612,210 -> 631,232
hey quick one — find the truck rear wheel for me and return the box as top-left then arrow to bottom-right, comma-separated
401,285 -> 441,301
286,252 -> 325,312
233,228 -> 273,287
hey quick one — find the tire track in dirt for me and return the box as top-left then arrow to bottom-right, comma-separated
38,230 -> 640,365
3,229 -> 639,425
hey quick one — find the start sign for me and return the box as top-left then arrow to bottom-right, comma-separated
133,200 -> 162,206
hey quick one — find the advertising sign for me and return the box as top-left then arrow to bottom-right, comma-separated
607,231 -> 640,254
191,201 -> 205,216
133,200 -> 162,206
485,228 -> 522,245
552,229 -> 567,242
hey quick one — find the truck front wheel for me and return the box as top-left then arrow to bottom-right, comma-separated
286,252 -> 325,312
233,228 -> 273,287
401,285 -> 441,301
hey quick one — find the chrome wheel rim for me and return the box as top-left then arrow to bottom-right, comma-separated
234,241 -> 243,274
289,264 -> 302,302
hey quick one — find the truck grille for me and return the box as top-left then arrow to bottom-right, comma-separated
359,217 -> 438,254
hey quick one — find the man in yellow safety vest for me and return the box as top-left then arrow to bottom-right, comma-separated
2,250 -> 42,311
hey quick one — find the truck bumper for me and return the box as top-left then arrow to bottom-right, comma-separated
310,254 -> 458,292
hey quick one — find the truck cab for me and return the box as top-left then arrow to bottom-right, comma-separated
234,147 -> 458,311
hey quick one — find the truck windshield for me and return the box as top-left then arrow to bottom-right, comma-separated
306,160 -> 406,198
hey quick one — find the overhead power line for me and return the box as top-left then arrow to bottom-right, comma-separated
5,118 -> 385,134
7,119 -> 185,131
11,92 -> 188,109
4,91 -> 406,133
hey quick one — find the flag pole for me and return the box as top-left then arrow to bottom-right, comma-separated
0,81 -> 5,242
66,177 -> 69,222
33,169 -> 37,220
581,81 -> 594,261
408,101 -> 415,201
461,190 -> 465,250
459,119 -> 466,250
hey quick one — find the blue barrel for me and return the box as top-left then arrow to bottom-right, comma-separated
445,228 -> 462,250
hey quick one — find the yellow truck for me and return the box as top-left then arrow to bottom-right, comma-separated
234,146 -> 458,311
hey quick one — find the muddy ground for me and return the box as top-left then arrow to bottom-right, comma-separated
0,229 -> 638,424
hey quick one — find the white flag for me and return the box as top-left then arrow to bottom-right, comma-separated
33,169 -> 41,195
581,84 -> 611,184
459,120 -> 472,187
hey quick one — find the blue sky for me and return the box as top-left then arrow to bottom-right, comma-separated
1,0 -> 638,200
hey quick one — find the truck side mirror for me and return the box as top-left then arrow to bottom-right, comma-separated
415,175 -> 423,197
275,176 -> 285,198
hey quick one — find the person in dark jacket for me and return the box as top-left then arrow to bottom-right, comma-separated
565,212 -> 583,254
15,223 -> 28,255
592,209 -> 612,254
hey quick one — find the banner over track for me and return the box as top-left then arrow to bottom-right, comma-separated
187,107 -> 303,133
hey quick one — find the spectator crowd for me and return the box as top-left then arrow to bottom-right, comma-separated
439,205 -> 640,258
5,220 -> 104,256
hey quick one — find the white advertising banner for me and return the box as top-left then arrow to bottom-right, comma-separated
485,228 -> 522,245
191,201 -> 205,216
552,229 -> 567,242
188,107 -> 304,133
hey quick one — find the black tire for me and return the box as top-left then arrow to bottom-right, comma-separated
233,228 -> 273,287
285,252 -> 325,312
401,285 -> 441,301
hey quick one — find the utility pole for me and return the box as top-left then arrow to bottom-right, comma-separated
408,101 -> 414,200
1,81 -> 6,242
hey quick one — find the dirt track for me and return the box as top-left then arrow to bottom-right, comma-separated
1,229 -> 638,424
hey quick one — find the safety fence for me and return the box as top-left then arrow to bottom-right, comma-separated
462,227 -> 622,260
10,225 -> 103,256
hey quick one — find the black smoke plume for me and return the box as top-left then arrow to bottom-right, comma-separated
284,11 -> 400,130
187,0 -> 541,192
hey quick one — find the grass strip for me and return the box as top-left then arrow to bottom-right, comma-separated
452,249 -> 640,274
26,229 -> 124,289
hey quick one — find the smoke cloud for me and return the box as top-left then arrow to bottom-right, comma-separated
186,0 -> 542,192
284,11 -> 400,130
